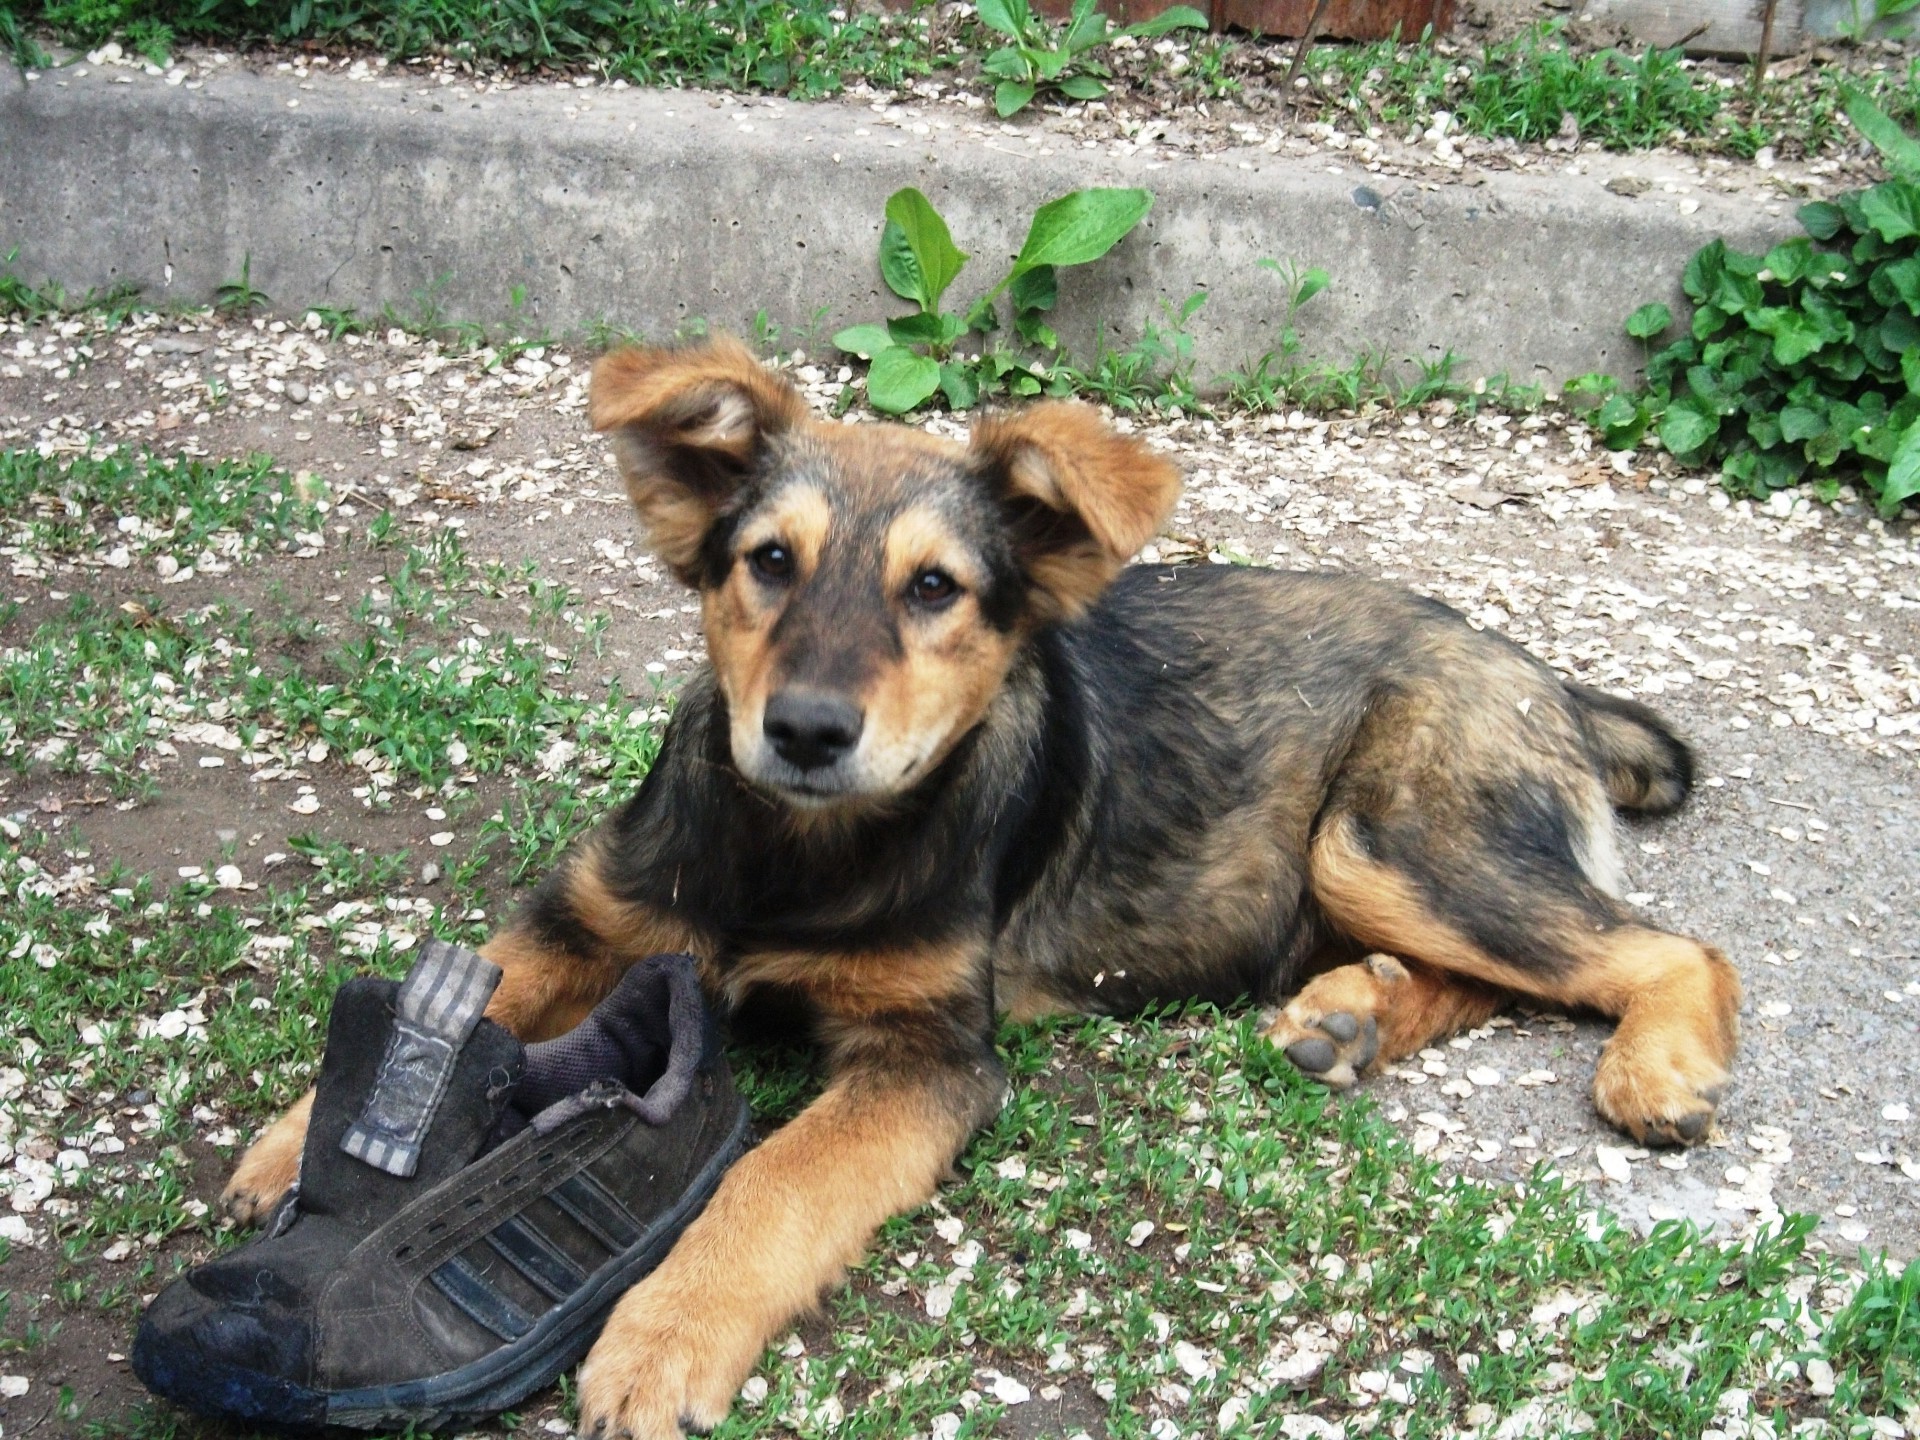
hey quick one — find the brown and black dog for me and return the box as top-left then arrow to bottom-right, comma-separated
222,337 -> 1741,1438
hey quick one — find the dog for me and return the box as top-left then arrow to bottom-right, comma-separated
222,337 -> 1740,1439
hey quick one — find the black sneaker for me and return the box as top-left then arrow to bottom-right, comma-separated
132,944 -> 749,1431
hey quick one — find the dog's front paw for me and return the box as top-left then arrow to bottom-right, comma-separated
221,1094 -> 312,1226
575,1280 -> 755,1440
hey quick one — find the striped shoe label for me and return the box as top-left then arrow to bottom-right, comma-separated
341,939 -> 502,1178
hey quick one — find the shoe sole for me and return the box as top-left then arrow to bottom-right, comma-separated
321,1098 -> 752,1431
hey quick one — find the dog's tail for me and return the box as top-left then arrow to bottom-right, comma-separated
1564,681 -> 1694,817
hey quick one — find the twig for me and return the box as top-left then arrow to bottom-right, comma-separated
1283,0 -> 1335,108
1765,795 -> 1815,811
1751,0 -> 1780,102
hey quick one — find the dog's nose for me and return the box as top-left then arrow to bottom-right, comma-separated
763,691 -> 864,771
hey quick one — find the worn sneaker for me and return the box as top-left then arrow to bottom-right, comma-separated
132,944 -> 749,1431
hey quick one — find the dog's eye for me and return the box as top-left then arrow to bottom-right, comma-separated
747,542 -> 794,584
908,569 -> 959,607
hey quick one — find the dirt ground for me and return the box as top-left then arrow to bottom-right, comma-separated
1,309 -> 1917,1432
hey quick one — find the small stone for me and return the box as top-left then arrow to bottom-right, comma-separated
285,380 -> 309,404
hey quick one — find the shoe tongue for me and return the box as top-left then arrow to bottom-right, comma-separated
297,976 -> 525,1229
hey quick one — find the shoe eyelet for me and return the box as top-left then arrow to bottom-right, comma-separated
536,1152 -> 555,1165
464,1196 -> 483,1210
394,1245 -> 413,1260
426,1221 -> 446,1235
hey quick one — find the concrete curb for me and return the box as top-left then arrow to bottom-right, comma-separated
2,64 -> 1802,384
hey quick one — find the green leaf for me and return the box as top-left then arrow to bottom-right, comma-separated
1682,240 -> 1727,304
982,48 -> 1033,81
1063,0 -> 1111,52
1659,400 -> 1719,459
1015,311 -> 1060,348
1057,73 -> 1108,100
1009,265 -> 1058,315
879,220 -> 923,308
883,189 -> 969,314
1797,201 -> 1847,242
1858,181 -> 1920,243
1905,347 -> 1920,395
1012,187 -> 1153,275
975,0 -> 1024,40
963,295 -> 1001,335
865,346 -> 943,414
1884,423 -> 1920,509
1844,88 -> 1920,185
994,80 -> 1037,117
1625,303 -> 1672,340
1762,239 -> 1813,285
1748,307 -> 1827,366
887,311 -> 966,348
1294,267 -> 1331,307
1119,4 -> 1209,37
1779,405 -> 1827,443
831,323 -> 896,359
1870,254 -> 1920,314
938,362 -> 981,411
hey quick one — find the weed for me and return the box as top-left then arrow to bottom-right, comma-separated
212,254 -> 269,316
974,0 -> 1204,117
832,184 -> 1152,413
304,305 -> 367,340
1589,91 -> 1920,513
10,0 -> 939,99
1824,1254 -> 1920,1411
1,248 -> 142,325
1063,292 -> 1209,414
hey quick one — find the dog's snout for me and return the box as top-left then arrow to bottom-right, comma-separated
763,691 -> 864,771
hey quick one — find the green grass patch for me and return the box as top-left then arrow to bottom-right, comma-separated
1,0 -> 941,96
1307,21 -> 1920,159
0,447 -> 325,571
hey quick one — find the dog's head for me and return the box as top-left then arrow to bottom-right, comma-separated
591,338 -> 1180,808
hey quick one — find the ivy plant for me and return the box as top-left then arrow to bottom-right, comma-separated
832,185 -> 1153,414
975,0 -> 1206,118
1580,91 -> 1920,513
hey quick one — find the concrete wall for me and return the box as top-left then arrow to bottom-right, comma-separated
1,64 -> 1798,386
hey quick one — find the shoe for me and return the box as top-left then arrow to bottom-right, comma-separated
132,944 -> 749,1431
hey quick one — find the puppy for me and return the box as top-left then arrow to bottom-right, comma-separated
225,337 -> 1738,1439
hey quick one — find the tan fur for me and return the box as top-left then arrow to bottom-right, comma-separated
1305,814 -> 1739,1142
575,1076 -> 979,1436
720,941 -> 981,1022
971,402 -> 1181,620
590,338 -> 808,584
219,1089 -> 313,1226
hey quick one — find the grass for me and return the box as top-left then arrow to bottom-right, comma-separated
1304,22 -> 1920,160
0,447 -> 324,570
0,0 -> 941,96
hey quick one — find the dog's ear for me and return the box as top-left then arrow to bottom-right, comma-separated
970,402 -> 1182,622
590,337 -> 807,585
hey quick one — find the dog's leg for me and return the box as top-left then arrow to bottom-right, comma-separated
1265,953 -> 1504,1088
1302,810 -> 1739,1145
221,834 -> 708,1224
575,1058 -> 1002,1439
1574,929 -> 1741,1145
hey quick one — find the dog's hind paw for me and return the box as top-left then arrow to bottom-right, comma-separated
1263,953 -> 1404,1088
